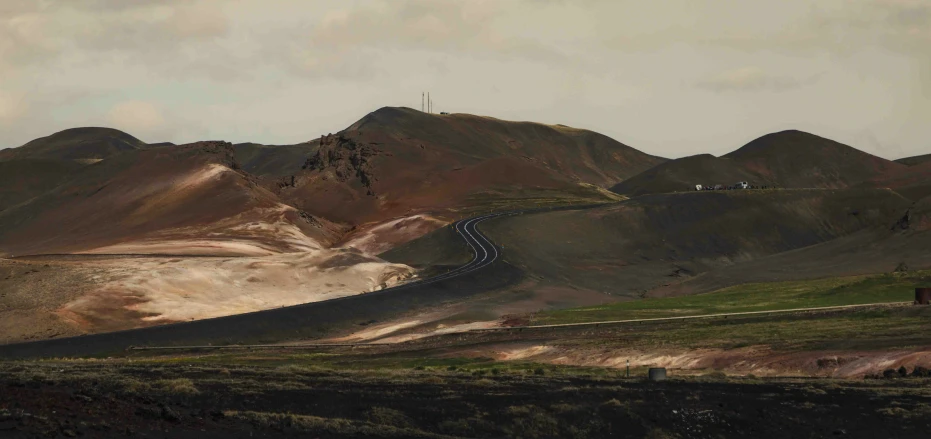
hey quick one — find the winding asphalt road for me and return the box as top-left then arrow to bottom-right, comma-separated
0,204 -> 603,359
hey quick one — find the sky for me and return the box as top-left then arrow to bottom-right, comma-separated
0,0 -> 928,159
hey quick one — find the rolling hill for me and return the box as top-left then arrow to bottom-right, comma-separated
475,188 -> 915,299
0,108 -> 663,257
275,107 -> 664,225
607,154 -> 769,197
0,127 -> 148,162
895,153 -> 931,166
0,141 -> 344,256
611,130 -> 906,196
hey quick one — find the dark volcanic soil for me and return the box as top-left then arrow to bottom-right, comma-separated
0,361 -> 929,438
480,188 -> 915,299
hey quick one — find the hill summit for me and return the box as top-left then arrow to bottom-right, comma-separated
0,127 -> 147,162
612,130 -> 906,196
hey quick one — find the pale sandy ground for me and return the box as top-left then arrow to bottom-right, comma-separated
326,317 -> 500,344
341,214 -> 447,255
0,162 -> 428,342
54,250 -> 414,330
472,343 -> 931,378
82,204 -> 328,256
320,300 -> 931,378
322,283 -> 616,344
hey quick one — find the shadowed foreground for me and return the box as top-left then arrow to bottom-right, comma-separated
0,360 -> 928,438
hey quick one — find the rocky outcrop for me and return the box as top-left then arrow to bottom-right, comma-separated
302,133 -> 379,195
191,141 -> 241,170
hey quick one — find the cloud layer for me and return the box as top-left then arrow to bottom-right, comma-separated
0,0 -> 927,159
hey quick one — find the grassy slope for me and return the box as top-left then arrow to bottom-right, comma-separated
535,270 -> 931,325
540,306 -> 931,352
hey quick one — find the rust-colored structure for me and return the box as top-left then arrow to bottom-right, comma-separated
915,288 -> 931,305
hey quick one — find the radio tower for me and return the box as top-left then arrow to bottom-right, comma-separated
422,92 -> 424,112
428,92 -> 431,113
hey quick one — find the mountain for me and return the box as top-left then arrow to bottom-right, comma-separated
0,127 -> 147,162
0,109 -> 662,256
896,153 -> 931,166
609,154 -> 770,197
444,188 -> 916,299
722,130 -> 904,188
611,130 -> 905,196
276,107 -> 665,224
0,141 -> 344,256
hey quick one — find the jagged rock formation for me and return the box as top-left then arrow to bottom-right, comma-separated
302,133 -> 379,195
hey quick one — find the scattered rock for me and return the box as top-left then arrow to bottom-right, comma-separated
892,209 -> 911,231
160,405 -> 181,422
303,134 -> 380,194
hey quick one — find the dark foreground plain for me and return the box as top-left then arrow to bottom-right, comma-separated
2,358 -> 931,439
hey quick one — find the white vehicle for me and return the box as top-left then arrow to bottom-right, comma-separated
694,184 -> 703,191
735,181 -> 749,189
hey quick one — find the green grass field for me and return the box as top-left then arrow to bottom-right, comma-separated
536,270 -> 931,325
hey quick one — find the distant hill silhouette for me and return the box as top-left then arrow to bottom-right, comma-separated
896,153 -> 931,166
612,130 -> 905,196
0,127 -> 147,162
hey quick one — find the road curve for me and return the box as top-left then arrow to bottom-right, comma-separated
0,203 -> 606,359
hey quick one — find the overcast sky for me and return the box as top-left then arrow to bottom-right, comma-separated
1,0 -> 928,159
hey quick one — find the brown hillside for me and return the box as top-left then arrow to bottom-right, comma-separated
0,127 -> 147,162
895,153 -> 931,166
0,159 -> 85,212
723,130 -> 904,188
233,142 -> 316,177
277,107 -> 663,224
609,154 -> 771,196
0,141 -> 343,256
611,130 -> 905,196
864,160 -> 931,201
477,189 -> 914,299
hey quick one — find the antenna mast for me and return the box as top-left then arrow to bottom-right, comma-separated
422,92 -> 424,112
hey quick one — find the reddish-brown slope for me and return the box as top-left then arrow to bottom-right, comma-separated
276,107 -> 663,224
0,141 -> 342,256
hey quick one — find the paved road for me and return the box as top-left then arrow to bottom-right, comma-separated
0,203 -> 605,359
